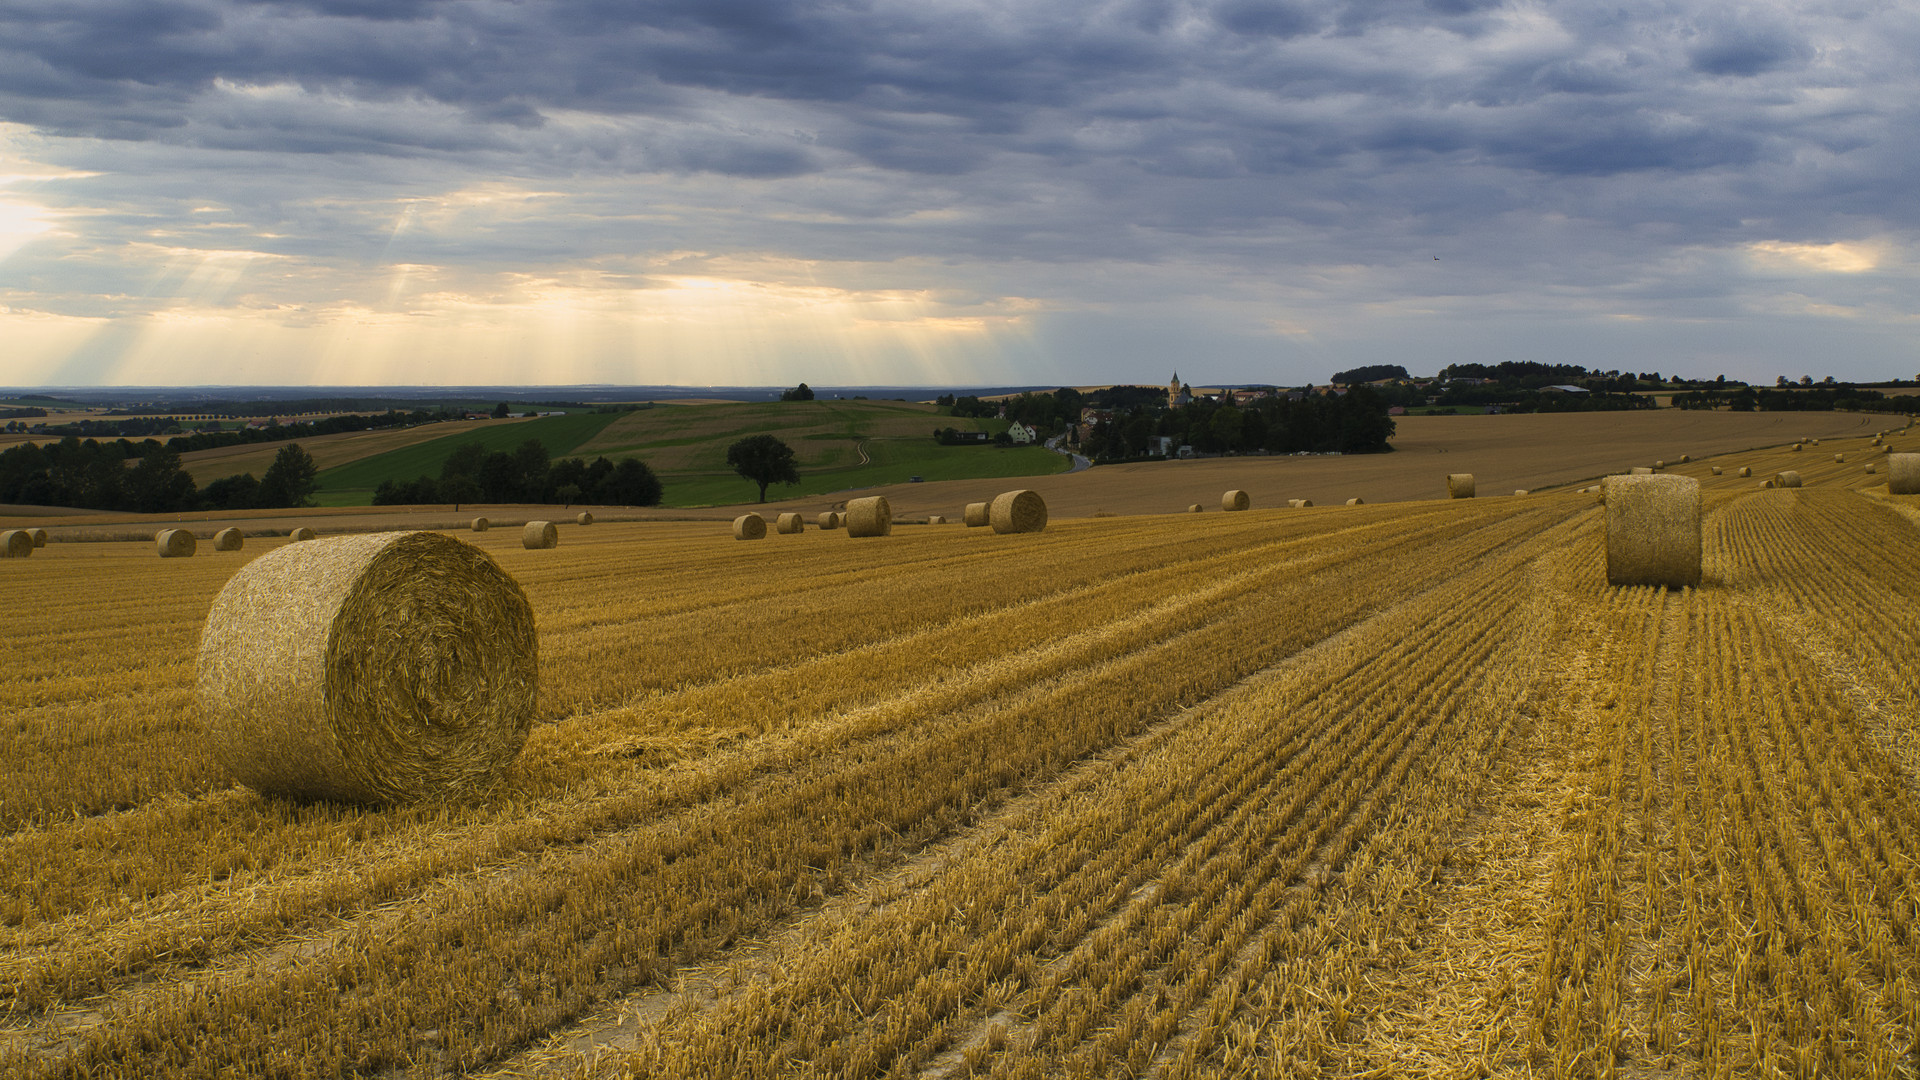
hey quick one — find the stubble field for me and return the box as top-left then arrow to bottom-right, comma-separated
3,453 -> 1919,1078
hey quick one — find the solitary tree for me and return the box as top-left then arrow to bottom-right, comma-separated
727,434 -> 800,503
780,382 -> 816,402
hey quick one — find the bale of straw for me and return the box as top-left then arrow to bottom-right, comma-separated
816,511 -> 839,530
471,518 -> 490,532
1287,498 -> 1304,508
928,515 -> 945,525
290,527 -> 317,542
1834,453 -> 1845,463
214,527 -> 244,551
1514,490 -> 1529,497
1792,443 -> 1803,451
1679,454 -> 1690,463
1775,470 -> 1803,488
1603,475 -> 1701,589
1710,466 -> 1723,476
576,511 -> 594,526
1631,467 -> 1654,476
1865,463 -> 1877,475
197,531 -> 536,804
28,527 -> 47,547
523,521 -> 559,549
157,528 -> 196,558
963,502 -> 990,528
1762,480 -> 1774,489
732,514 -> 767,541
1811,438 -> 1819,445
991,489 -> 1047,534
1738,466 -> 1751,477
1655,460 -> 1665,470
1346,497 -> 1364,506
1222,489 -> 1251,511
847,496 -> 892,537
1890,454 -> 1920,495
1447,474 -> 1474,499
775,512 -> 804,534
0,530 -> 31,558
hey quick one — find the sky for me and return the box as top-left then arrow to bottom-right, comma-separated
1,0 -> 1916,389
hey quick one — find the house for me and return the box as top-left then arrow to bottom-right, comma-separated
950,430 -> 990,444
1147,435 -> 1174,456
1007,422 -> 1037,445
1542,385 -> 1589,394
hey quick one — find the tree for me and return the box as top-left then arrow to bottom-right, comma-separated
256,443 -> 318,508
492,401 -> 511,418
597,458 -> 664,506
726,434 -> 800,502
125,444 -> 198,513
780,383 -> 816,402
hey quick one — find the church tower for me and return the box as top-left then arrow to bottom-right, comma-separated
1169,371 -> 1181,408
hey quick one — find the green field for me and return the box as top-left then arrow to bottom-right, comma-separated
312,412 -> 624,505
308,400 -> 1072,507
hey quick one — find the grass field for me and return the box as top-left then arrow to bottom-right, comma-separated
309,412 -> 627,505
3,468 -> 1919,1077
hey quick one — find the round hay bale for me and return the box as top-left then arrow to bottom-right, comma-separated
197,531 -> 536,804
471,517 -> 490,532
1792,443 -> 1803,452
963,502 -> 990,528
815,511 -> 838,530
1890,453 -> 1920,495
1864,463 -> 1877,475
1514,490 -> 1529,497
775,512 -> 805,535
1188,504 -> 1202,513
1679,454 -> 1690,463
1446,474 -> 1474,499
1603,475 -> 1701,589
29,527 -> 47,548
1833,453 -> 1845,463
575,511 -> 594,526
1346,497 -> 1364,506
991,489 -> 1047,534
0,530 -> 32,558
157,529 -> 196,558
523,521 -> 559,549
1710,466 -> 1723,476
1631,467 -> 1654,476
1810,438 -> 1819,445
1774,470 -> 1803,488
732,514 -> 767,541
846,496 -> 892,537
1737,466 -> 1751,477
1222,489 -> 1251,512
928,515 -> 945,525
1654,460 -> 1665,470
214,527 -> 244,551
1761,480 -> 1774,489
289,527 -> 317,542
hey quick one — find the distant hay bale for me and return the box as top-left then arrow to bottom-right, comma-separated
732,514 -> 767,541
523,521 -> 559,549
991,489 -> 1048,534
28,527 -> 47,547
1834,453 -> 1845,463
1287,498 -> 1303,508
1514,490 -> 1529,497
1738,466 -> 1751,477
963,502 -> 990,528
197,531 -> 536,804
0,530 -> 31,558
1864,463 -> 1877,475
1654,460 -> 1665,470
471,518 -> 489,532
1775,470 -> 1803,488
1891,454 -> 1920,495
846,496 -> 892,537
1761,480 -> 1774,489
1447,474 -> 1474,499
290,527 -> 317,542
928,515 -> 945,525
214,527 -> 244,551
1710,466 -> 1722,476
1603,475 -> 1701,589
1222,489 -> 1251,511
1811,438 -> 1819,445
576,511 -> 594,526
775,512 -> 804,534
1346,497 -> 1364,506
1679,454 -> 1690,463
1792,443 -> 1803,452
1631,467 -> 1654,476
1188,504 -> 1202,513
815,511 -> 838,530
157,529 -> 196,558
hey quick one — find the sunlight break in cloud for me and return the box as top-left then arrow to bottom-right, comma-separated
1746,241 -> 1883,275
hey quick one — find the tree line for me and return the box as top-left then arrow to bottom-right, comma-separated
0,438 -> 319,513
373,440 -> 663,507
1083,387 -> 1397,460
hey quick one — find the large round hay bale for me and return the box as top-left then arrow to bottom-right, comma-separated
289,527 -> 317,542
1774,470 -> 1803,488
157,529 -> 196,558
1447,474 -> 1474,499
0,530 -> 32,558
1222,489 -> 1251,512
28,528 -> 47,548
1737,466 -> 1751,477
846,496 -> 891,537
214,527 -> 244,551
471,517 -> 490,533
197,531 -> 536,804
1603,475 -> 1701,589
1346,497 -> 1364,506
523,521 -> 559,549
1188,504 -> 1202,513
963,502 -> 990,528
816,511 -> 840,530
1630,467 -> 1654,476
575,511 -> 594,526
991,489 -> 1047,534
775,512 -> 804,534
1890,453 -> 1920,495
732,514 -> 767,540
